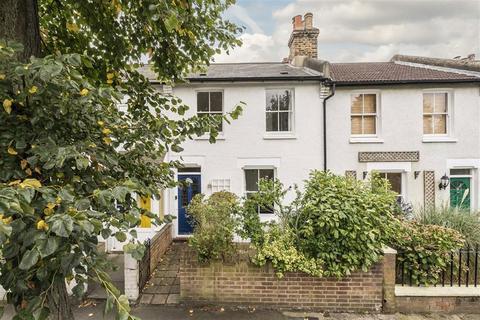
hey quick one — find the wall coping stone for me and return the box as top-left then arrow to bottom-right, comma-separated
396,285 -> 480,297
383,247 -> 397,254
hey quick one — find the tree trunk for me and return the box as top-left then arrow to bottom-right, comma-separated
47,280 -> 75,320
0,0 -> 42,61
1,1 -> 74,319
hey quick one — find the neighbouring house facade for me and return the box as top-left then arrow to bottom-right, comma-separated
138,13 -> 480,238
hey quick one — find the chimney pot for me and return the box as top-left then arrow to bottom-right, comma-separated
292,15 -> 303,30
288,13 -> 319,61
304,12 -> 313,29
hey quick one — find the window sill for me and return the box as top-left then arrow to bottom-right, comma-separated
422,136 -> 457,143
263,132 -> 297,140
194,134 -> 225,141
349,137 -> 384,144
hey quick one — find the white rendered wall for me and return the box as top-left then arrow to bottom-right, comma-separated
167,81 -> 324,236
326,84 -> 480,209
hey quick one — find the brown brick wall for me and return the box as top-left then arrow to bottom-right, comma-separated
396,296 -> 480,313
180,250 -> 396,312
149,223 -> 172,273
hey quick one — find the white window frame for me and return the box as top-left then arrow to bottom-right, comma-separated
422,89 -> 454,141
377,171 -> 406,201
195,89 -> 224,134
264,88 -> 295,134
349,91 -> 382,143
243,167 -> 276,214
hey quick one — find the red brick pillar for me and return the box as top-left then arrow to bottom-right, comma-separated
382,247 -> 397,313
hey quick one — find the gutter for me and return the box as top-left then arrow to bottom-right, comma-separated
322,80 -> 336,172
186,75 -> 326,83
334,78 -> 480,87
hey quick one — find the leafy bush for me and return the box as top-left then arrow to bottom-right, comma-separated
188,191 -> 240,262
241,171 -> 399,277
251,224 -> 323,278
414,205 -> 480,246
294,171 -> 397,277
390,219 -> 464,285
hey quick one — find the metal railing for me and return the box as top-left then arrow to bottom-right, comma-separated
396,245 -> 479,287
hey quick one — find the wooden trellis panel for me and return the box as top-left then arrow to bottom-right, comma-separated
358,151 -> 419,162
423,171 -> 435,208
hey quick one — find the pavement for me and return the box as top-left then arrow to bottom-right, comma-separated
2,302 -> 480,320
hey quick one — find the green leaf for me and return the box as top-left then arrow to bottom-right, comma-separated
19,249 -> 40,270
76,157 -> 89,170
112,186 -> 129,202
38,237 -> 60,258
50,215 -> 74,237
115,231 -> 127,242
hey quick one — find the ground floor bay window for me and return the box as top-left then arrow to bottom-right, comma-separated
244,168 -> 275,214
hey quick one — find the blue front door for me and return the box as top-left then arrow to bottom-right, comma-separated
178,174 -> 201,235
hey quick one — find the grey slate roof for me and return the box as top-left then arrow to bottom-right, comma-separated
187,63 -> 324,82
139,63 -> 325,83
330,62 -> 480,85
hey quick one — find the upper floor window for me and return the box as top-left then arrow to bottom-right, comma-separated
423,92 -> 448,135
351,93 -> 377,135
266,89 -> 293,132
244,168 -> 274,214
197,91 -> 223,132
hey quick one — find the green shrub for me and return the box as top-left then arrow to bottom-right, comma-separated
187,191 -> 240,262
294,171 -> 397,277
252,224 -> 323,278
241,171 -> 399,278
414,205 -> 480,246
390,219 -> 464,285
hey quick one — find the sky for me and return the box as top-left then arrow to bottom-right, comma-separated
214,0 -> 480,63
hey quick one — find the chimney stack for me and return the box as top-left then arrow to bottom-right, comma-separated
288,12 -> 319,61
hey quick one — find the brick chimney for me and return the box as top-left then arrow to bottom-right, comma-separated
288,13 -> 319,61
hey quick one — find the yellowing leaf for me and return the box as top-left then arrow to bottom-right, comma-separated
2,217 -> 12,225
0,74 -> 5,80
34,167 -> 41,174
103,137 -> 112,145
7,146 -> 17,155
28,86 -> 38,94
66,22 -> 79,32
8,180 -> 21,186
3,99 -> 12,114
80,88 -> 89,96
20,159 -> 28,170
107,79 -> 113,84
36,220 -> 48,231
25,168 -> 32,176
102,128 -> 112,135
97,120 -> 104,127
20,178 -> 42,189
107,73 -> 114,79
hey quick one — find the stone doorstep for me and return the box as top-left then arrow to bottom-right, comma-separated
395,285 -> 480,297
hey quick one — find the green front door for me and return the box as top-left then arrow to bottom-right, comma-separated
450,177 -> 471,209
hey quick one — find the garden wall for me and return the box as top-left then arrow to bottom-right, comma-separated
180,248 -> 397,312
149,223 -> 173,274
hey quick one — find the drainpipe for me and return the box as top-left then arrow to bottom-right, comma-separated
322,81 -> 335,171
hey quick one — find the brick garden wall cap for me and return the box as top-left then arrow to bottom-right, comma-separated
383,247 -> 397,254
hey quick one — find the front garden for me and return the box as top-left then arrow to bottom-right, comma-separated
188,171 -> 468,282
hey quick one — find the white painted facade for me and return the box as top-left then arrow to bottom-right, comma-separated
327,84 -> 480,210
166,81 -> 325,237
159,80 -> 480,237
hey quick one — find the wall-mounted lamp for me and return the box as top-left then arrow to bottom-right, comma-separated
414,171 -> 421,179
363,171 -> 368,180
438,174 -> 450,190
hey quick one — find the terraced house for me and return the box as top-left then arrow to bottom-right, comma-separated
141,13 -> 480,238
